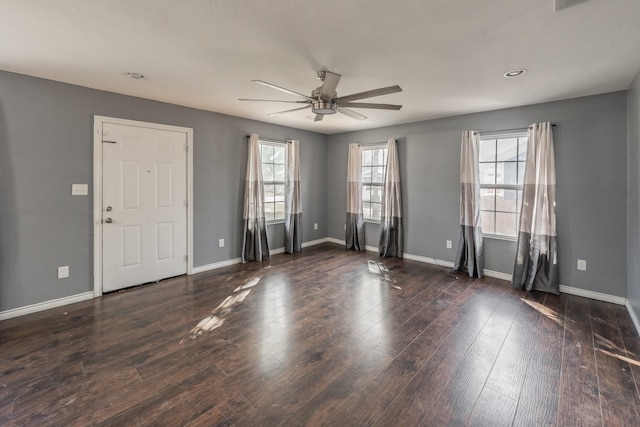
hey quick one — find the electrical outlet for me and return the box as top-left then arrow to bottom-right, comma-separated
58,266 -> 69,279
218,239 -> 224,248
344,224 -> 346,231
577,259 -> 587,271
446,240 -> 452,249
314,223 -> 318,230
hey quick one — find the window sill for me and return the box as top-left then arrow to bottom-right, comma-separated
482,234 -> 518,242
363,219 -> 380,224
266,220 -> 285,226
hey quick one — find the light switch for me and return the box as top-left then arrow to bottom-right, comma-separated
219,239 -> 224,248
72,184 -> 88,196
58,266 -> 69,279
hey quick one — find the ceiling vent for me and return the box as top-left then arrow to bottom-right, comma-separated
555,0 -> 591,11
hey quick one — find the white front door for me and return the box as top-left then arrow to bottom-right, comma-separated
101,121 -> 188,293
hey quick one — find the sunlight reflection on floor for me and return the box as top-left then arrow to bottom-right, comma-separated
184,276 -> 261,341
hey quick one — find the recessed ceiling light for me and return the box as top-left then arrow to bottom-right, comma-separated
504,69 -> 527,78
123,72 -> 147,80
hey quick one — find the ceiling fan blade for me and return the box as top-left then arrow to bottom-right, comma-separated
314,114 -> 324,122
334,85 -> 402,103
253,80 -> 314,101
319,71 -> 341,102
341,102 -> 403,110
238,98 -> 310,103
337,107 -> 367,121
267,105 -> 311,117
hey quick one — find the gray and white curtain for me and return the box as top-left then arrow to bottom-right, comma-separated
346,143 -> 365,250
285,139 -> 302,254
512,122 -> 559,294
454,131 -> 484,278
379,138 -> 403,258
242,134 -> 270,262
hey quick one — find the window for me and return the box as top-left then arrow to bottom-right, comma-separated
361,146 -> 388,222
260,141 -> 286,222
478,133 -> 528,238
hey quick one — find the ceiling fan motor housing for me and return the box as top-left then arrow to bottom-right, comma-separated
312,100 -> 337,115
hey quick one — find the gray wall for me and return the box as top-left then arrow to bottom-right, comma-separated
328,92 -> 629,297
0,70 -> 328,311
628,71 -> 640,320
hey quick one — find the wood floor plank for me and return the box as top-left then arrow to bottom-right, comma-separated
1,243 -> 640,425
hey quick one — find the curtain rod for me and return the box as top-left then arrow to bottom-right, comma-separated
475,123 -> 556,135
246,135 -> 289,144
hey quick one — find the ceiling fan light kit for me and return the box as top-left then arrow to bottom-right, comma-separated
239,69 -> 402,121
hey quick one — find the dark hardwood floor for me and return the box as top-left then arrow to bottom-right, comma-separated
2,243 -> 640,426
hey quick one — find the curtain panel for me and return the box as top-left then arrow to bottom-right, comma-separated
512,122 -> 560,294
241,134 -> 270,262
379,138 -> 403,258
285,139 -> 302,254
346,143 -> 365,250
453,131 -> 484,278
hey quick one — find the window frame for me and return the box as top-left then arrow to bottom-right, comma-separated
259,140 -> 288,224
361,144 -> 388,223
478,131 -> 528,240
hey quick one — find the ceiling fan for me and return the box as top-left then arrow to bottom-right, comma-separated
239,70 -> 402,122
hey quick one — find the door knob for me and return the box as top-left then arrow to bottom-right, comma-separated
105,218 -> 113,223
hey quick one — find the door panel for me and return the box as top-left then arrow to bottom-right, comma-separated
102,122 -> 187,292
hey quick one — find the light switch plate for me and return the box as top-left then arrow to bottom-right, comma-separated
446,240 -> 452,249
577,259 -> 587,271
218,239 -> 224,248
71,184 -> 88,196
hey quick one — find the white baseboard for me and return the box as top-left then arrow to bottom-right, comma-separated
302,237 -> 331,248
559,285 -> 626,305
191,238 -> 333,275
0,292 -> 94,321
326,237 -> 345,246
626,300 -> 640,337
192,257 -> 243,274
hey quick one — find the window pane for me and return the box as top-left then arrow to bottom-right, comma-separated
274,202 -> 285,220
517,161 -> 526,185
363,202 -> 372,219
362,185 -> 371,202
264,203 -> 275,221
517,190 -> 523,213
371,203 -> 381,221
370,186 -> 382,203
274,164 -> 285,182
496,189 -> 518,212
362,149 -> 372,166
498,162 -> 517,185
274,184 -> 285,202
518,137 -> 528,161
262,163 -> 274,181
372,166 -> 385,183
261,144 -> 274,163
273,146 -> 285,164
372,149 -> 386,166
496,212 -> 517,237
497,138 -> 518,161
479,163 -> 496,185
362,166 -> 372,183
264,184 -> 274,203
479,139 -> 496,162
481,211 -> 495,234
480,188 -> 495,211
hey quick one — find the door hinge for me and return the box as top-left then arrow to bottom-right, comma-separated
184,255 -> 188,262
184,144 -> 189,152
184,199 -> 188,207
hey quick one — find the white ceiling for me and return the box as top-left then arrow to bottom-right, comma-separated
1,0 -> 639,135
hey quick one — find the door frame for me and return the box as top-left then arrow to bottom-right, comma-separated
92,116 -> 194,297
